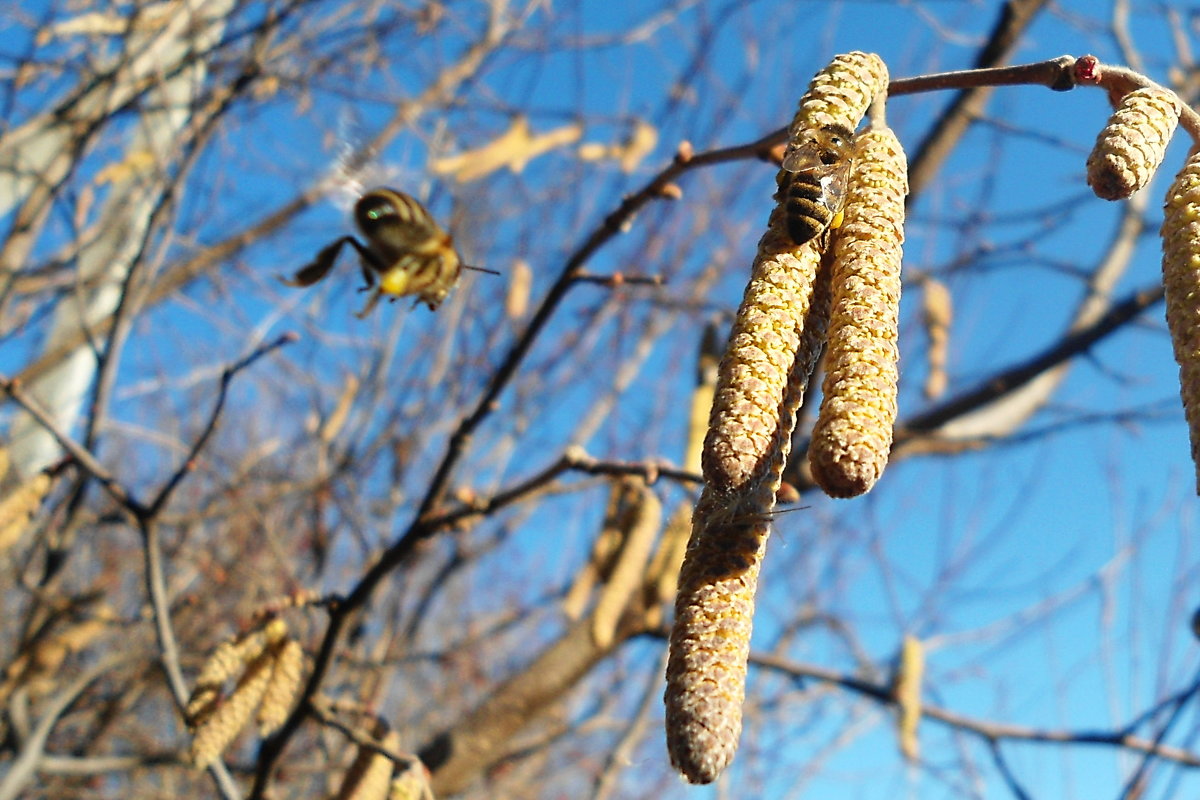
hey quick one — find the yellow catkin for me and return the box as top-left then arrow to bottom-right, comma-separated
809,126 -> 908,498
187,638 -> 258,725
256,638 -> 304,735
685,322 -> 722,476
1088,87 -> 1182,201
187,619 -> 289,726
189,650 -> 275,769
894,634 -> 924,762
562,482 -> 628,620
922,278 -> 952,400
335,728 -> 402,800
1161,150 -> 1200,493
666,52 -> 885,783
388,760 -> 433,800
590,482 -> 662,648
786,52 -> 889,137
0,471 -> 51,553
702,54 -> 885,494
701,218 -> 825,492
666,246 -> 833,785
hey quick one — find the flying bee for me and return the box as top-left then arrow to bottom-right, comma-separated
778,122 -> 856,246
284,188 -> 491,318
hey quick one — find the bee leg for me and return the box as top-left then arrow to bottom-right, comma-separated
281,236 -> 357,287
354,287 -> 384,319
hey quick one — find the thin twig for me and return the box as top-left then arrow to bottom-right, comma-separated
896,284 -> 1163,439
987,739 -> 1034,800
308,699 -> 417,770
0,375 -> 140,512
0,657 -> 132,800
146,332 -> 296,518
736,645 -> 1200,768
1116,665 -> 1200,798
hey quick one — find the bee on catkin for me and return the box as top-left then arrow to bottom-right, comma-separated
1087,87 -> 1182,201
1161,149 -> 1200,494
666,52 -> 889,786
779,122 -> 856,246
808,126 -> 908,499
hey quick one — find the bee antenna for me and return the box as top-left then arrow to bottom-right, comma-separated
463,264 -> 502,276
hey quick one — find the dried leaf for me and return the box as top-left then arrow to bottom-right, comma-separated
561,483 -> 628,620
504,259 -> 532,320
590,481 -> 662,648
94,149 -> 157,186
0,471 -> 51,553
894,635 -> 924,762
921,278 -> 952,400
577,120 -> 658,172
430,117 -> 583,183
320,375 -> 360,443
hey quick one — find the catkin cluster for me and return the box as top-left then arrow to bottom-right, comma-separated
808,126 -> 908,497
666,51 -> 893,785
1088,87 -> 1182,200
705,52 -> 888,494
186,618 -> 305,769
1161,150 -> 1200,493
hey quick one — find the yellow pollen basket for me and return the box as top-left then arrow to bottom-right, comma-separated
379,268 -> 411,296
830,209 -> 845,229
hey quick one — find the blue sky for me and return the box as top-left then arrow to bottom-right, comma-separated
5,1 -> 1200,798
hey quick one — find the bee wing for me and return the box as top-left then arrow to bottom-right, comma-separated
781,145 -> 823,173
818,166 -> 852,208
280,237 -> 349,286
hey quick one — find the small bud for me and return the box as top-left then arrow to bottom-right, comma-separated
659,182 -> 683,200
